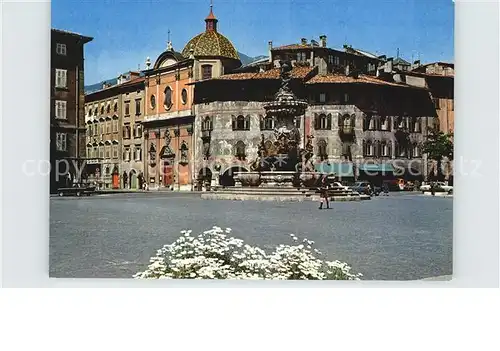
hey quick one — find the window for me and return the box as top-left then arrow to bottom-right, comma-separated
125,102 -> 130,115
106,121 -> 111,134
123,148 -> 131,162
150,95 -> 156,109
343,93 -> 349,103
134,124 -> 142,138
112,145 -> 118,159
363,140 -> 374,157
413,144 -> 421,158
381,116 -> 390,131
135,146 -> 142,161
334,56 -> 340,65
328,55 -> 334,64
319,93 -> 326,103
381,142 -> 390,157
297,52 -> 307,62
55,133 -> 67,151
235,141 -> 246,160
56,43 -> 67,56
202,116 -> 213,131
164,87 -> 173,109
315,114 -> 331,130
135,99 -> 141,115
341,143 -> 352,160
106,104 -> 110,114
99,123 -> 105,135
105,146 -> 111,159
98,146 -> 104,158
232,115 -> 250,131
100,106 -> 104,115
260,116 -> 275,130
181,89 -> 188,105
55,100 -> 67,119
112,120 -> 119,133
202,65 -> 212,80
317,139 -> 328,161
113,102 -> 118,112
123,125 -> 131,139
55,69 -> 67,88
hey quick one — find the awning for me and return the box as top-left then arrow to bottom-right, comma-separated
315,162 -> 354,177
358,163 -> 395,172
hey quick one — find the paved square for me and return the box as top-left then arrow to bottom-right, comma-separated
50,193 -> 452,280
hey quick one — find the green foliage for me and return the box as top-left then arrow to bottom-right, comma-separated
423,128 -> 454,161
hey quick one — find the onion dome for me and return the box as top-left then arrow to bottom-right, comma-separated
181,4 -> 240,62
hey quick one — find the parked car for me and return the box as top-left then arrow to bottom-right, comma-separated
419,182 -> 453,192
350,182 -> 379,196
331,182 -> 349,190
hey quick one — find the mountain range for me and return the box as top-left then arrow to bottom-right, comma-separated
84,52 -> 267,94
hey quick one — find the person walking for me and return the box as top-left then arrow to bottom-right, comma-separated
318,174 -> 330,210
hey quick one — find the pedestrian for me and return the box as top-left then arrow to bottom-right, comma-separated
383,182 -> 389,196
318,174 -> 330,210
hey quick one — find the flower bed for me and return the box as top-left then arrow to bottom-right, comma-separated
134,227 -> 362,280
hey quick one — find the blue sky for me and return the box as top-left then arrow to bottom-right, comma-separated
51,0 -> 454,85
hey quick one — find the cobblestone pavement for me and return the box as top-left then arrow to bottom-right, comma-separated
50,192 -> 453,280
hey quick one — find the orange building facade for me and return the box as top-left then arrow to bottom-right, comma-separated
142,4 -> 241,190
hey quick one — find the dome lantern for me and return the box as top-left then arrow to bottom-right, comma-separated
205,1 -> 218,32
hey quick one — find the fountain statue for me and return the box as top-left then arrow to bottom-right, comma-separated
236,58 -> 315,187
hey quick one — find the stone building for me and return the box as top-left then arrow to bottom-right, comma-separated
84,72 -> 145,189
50,29 -> 93,193
192,61 -> 437,187
142,3 -> 241,190
408,62 -> 454,134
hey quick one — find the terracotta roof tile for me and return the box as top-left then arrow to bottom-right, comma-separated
306,73 -> 409,87
216,73 -> 257,80
273,44 -> 309,50
215,66 -> 315,81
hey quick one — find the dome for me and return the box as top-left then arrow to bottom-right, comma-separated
181,5 -> 240,62
182,31 -> 240,61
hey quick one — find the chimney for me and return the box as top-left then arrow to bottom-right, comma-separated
301,38 -> 308,45
319,35 -> 327,48
268,41 -> 273,63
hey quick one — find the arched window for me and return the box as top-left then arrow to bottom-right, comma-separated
363,113 -> 371,131
363,140 -> 374,157
202,116 -> 213,131
235,141 -> 246,160
106,104 -> 110,114
317,139 -> 328,161
381,141 -> 391,157
412,117 -> 421,133
164,87 -> 173,110
315,114 -> 331,130
100,106 -> 104,115
260,115 -> 275,130
232,115 -> 250,131
113,102 -> 118,112
381,116 -> 389,131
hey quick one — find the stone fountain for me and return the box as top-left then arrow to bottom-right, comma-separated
203,59 -> 363,202
234,59 -> 318,189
